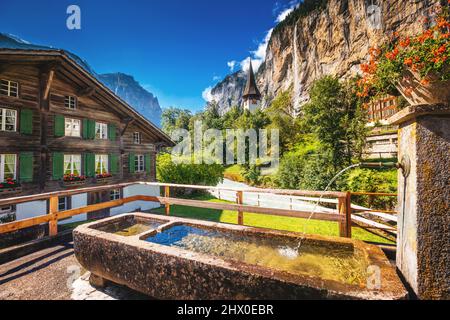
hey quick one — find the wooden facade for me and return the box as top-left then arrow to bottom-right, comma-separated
0,50 -> 173,202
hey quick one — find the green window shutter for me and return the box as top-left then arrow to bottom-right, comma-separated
52,152 -> 64,180
129,153 -> 135,173
20,109 -> 33,135
108,124 -> 116,141
88,120 -> 96,139
19,152 -> 33,182
145,153 -> 151,174
82,119 -> 89,139
54,115 -> 65,137
83,153 -> 95,177
110,154 -> 119,175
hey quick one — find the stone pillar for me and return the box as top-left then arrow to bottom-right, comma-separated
389,104 -> 450,300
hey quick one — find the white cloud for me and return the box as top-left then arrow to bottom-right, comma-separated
202,86 -> 223,103
240,28 -> 273,73
202,86 -> 214,102
276,7 -> 294,23
227,60 -> 237,71
203,1 -> 299,101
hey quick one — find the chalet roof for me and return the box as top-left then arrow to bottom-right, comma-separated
0,48 -> 173,147
242,59 -> 261,99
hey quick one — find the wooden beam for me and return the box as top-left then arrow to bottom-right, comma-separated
164,186 -> 170,215
43,70 -> 54,101
237,191 -> 244,225
149,196 -> 343,222
48,196 -> 58,237
0,195 -> 160,234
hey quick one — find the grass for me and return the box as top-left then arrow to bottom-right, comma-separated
58,220 -> 96,232
151,194 -> 394,245
224,165 -> 246,183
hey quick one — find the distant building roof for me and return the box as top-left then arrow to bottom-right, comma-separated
242,59 -> 261,99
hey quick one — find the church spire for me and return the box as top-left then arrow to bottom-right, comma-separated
242,59 -> 261,99
242,59 -> 261,112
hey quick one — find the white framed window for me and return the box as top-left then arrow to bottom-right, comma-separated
65,118 -> 81,137
133,132 -> 142,144
95,122 -> 108,140
0,108 -> 17,132
0,205 -> 15,215
95,154 -> 109,174
135,154 -> 145,172
64,154 -> 82,175
65,96 -> 77,109
110,189 -> 121,201
58,197 -> 70,211
0,154 -> 17,182
0,79 -> 19,97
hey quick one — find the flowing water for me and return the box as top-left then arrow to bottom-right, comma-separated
294,164 -> 362,253
293,23 -> 301,114
145,225 -> 369,286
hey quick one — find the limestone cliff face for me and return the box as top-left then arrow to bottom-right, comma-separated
213,0 -> 441,114
208,71 -> 247,115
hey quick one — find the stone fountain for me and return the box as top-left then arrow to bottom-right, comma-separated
389,103 -> 450,300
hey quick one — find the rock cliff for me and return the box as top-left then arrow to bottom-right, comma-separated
211,0 -> 441,114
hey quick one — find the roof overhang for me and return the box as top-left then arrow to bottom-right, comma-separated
0,49 -> 174,147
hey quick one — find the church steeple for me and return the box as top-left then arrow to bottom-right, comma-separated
242,59 -> 261,112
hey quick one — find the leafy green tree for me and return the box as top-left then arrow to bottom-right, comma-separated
299,76 -> 367,170
161,107 -> 192,136
222,106 -> 242,129
265,90 -> 299,154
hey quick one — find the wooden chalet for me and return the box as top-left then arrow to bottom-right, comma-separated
0,49 -> 173,220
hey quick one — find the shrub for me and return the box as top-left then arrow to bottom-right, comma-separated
156,153 -> 224,194
344,168 -> 398,209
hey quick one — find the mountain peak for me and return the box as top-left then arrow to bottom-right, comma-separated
99,73 -> 162,127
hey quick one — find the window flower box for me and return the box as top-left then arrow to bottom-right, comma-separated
61,175 -> 87,188
0,179 -> 22,196
94,173 -> 113,184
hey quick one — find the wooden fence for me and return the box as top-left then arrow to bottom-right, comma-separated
0,182 -> 353,238
349,191 -> 398,239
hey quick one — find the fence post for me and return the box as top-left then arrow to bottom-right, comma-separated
346,192 -> 352,238
49,196 -> 58,237
338,193 -> 352,238
237,191 -> 244,225
164,186 -> 170,216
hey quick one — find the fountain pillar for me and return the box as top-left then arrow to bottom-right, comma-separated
389,104 -> 450,300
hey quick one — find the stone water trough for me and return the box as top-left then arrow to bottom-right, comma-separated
73,213 -> 407,300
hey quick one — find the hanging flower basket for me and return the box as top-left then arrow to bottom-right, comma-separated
396,67 -> 450,106
0,179 -> 22,196
357,6 -> 450,106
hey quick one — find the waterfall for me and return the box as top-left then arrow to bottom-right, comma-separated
293,23 -> 301,116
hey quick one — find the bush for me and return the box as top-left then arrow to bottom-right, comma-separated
156,153 -> 224,194
344,168 -> 398,209
275,135 -> 336,191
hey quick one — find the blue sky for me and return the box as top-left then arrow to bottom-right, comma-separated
0,0 -> 298,111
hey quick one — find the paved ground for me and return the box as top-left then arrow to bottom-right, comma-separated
0,242 -> 146,300
0,242 -> 80,300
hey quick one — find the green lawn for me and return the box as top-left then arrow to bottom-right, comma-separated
223,165 -> 246,183
151,194 -> 394,245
